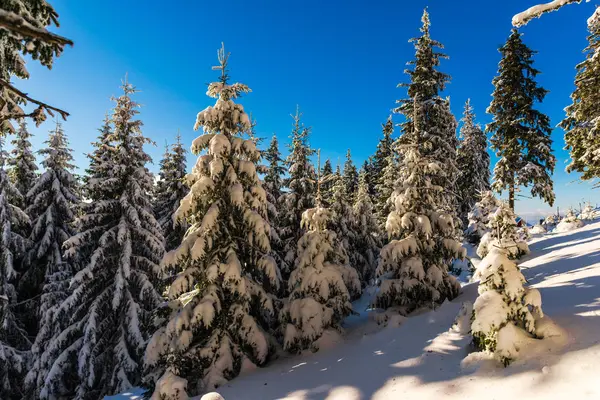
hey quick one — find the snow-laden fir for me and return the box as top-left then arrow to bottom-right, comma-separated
35,81 -> 165,399
477,201 -> 530,260
456,99 -> 490,224
277,108 -> 316,283
154,134 -> 189,252
280,205 -> 359,353
472,246 -> 545,366
465,190 -> 500,245
144,45 -> 280,399
375,99 -> 463,313
0,137 -> 31,400
22,123 -> 80,399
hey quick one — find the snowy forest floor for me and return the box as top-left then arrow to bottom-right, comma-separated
108,220 -> 600,400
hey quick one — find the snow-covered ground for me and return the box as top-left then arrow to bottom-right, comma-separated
110,220 -> 600,400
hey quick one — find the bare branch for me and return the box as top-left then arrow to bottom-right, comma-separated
0,9 -> 73,47
0,78 -> 69,124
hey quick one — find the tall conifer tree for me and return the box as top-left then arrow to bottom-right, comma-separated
279,107 -> 316,280
457,99 -> 490,224
393,9 -> 460,219
487,29 -> 555,210
342,149 -> 358,200
37,81 -> 164,399
0,137 -> 31,400
9,120 -> 38,209
561,17 -> 600,186
376,99 -> 463,312
23,123 -> 79,398
144,45 -> 280,398
154,134 -> 188,252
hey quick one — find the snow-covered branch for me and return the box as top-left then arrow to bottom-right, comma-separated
512,0 -> 585,27
0,9 -> 73,47
0,78 -> 70,124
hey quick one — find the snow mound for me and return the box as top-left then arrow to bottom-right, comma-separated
555,219 -> 584,233
200,393 -> 225,400
530,224 -> 547,234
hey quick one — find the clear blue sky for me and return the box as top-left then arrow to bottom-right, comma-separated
18,0 -> 598,221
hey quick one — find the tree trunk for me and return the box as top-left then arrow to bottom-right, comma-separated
509,180 -> 515,211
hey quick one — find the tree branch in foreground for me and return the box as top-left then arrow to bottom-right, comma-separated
0,78 -> 69,124
0,9 -> 73,47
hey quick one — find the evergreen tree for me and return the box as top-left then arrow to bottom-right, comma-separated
281,205 -> 359,353
328,172 -> 361,299
375,147 -> 398,231
320,158 -> 334,206
457,100 -> 491,224
0,1 -> 72,132
9,119 -> 38,209
472,246 -> 544,366
154,134 -> 188,252
465,191 -> 500,245
37,81 -> 164,399
263,134 -> 286,272
352,169 -> 381,286
375,99 -> 463,312
561,17 -> 600,187
144,46 -> 280,398
22,123 -> 79,398
393,9 -> 460,220
342,149 -> 358,200
0,138 -> 31,400
370,116 -> 394,190
487,29 -> 556,210
477,201 -> 530,260
395,9 -> 450,137
83,114 -> 113,201
279,107 -> 316,281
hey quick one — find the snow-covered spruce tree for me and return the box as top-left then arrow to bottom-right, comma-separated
393,9 -> 460,224
82,114 -> 113,201
352,169 -> 381,286
263,134 -> 286,272
328,171 -> 361,300
555,207 -> 585,232
487,29 -> 556,211
9,119 -> 38,209
580,203 -> 597,221
319,158 -> 334,206
22,123 -> 79,398
370,115 -> 394,197
144,46 -> 280,398
154,133 -> 189,252
278,107 -> 316,282
281,162 -> 359,353
375,145 -> 398,231
0,138 -> 31,400
465,190 -> 500,245
477,201 -> 529,260
561,15 -> 600,187
0,1 -> 72,133
375,99 -> 463,313
457,99 -> 490,225
471,246 -> 544,366
342,149 -> 358,201
37,81 -> 165,399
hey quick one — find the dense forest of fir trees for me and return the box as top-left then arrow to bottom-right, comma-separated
0,1 -> 598,398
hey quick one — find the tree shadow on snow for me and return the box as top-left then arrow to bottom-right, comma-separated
215,231 -> 600,400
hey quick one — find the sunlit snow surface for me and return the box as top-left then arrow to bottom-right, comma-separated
111,218 -> 600,399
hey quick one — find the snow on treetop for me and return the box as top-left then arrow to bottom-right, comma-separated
512,0 -> 588,27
